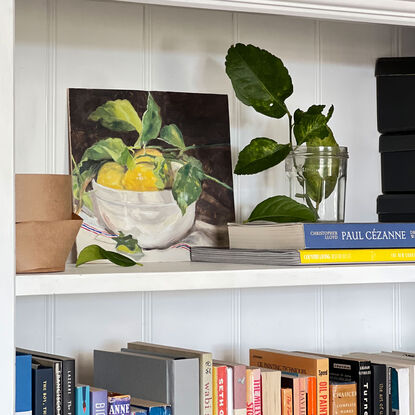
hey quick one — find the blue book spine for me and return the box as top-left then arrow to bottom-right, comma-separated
16,353 -> 32,414
90,389 -> 107,415
75,386 -> 90,415
303,223 -> 415,249
32,367 -> 53,415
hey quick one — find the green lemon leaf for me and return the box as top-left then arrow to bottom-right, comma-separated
159,124 -> 186,150
138,93 -> 162,147
307,126 -> 338,147
114,232 -> 143,255
293,105 -> 335,146
76,244 -> 142,267
225,43 -> 293,119
89,99 -> 142,134
172,163 -> 203,215
234,137 -> 291,175
247,195 -> 317,223
80,138 -> 134,168
302,145 -> 340,203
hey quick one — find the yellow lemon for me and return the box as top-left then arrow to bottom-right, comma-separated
123,162 -> 160,191
123,148 -> 172,191
96,162 -> 125,190
134,148 -> 163,162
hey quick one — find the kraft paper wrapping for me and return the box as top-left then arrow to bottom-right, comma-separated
16,214 -> 83,273
15,174 -> 73,222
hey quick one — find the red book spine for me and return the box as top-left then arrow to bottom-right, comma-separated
216,366 -> 228,415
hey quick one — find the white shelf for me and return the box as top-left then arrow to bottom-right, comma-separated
113,0 -> 415,26
15,262 -> 415,296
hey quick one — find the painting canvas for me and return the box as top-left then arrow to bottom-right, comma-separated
68,88 -> 235,262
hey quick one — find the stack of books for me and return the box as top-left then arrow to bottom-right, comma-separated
191,222 -> 415,265
17,342 -> 415,415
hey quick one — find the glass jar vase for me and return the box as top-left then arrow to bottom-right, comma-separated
285,146 -> 349,222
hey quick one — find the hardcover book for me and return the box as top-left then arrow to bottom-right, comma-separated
75,385 -> 90,415
213,360 -> 247,415
108,393 -> 130,415
127,341 -> 212,415
250,349 -> 329,415
90,387 -> 107,415
245,367 -> 261,415
329,383 -> 357,415
281,375 -> 300,415
213,364 -> 228,415
130,396 -> 172,415
228,222 -> 415,250
347,353 -> 411,415
32,364 -> 53,415
190,246 -> 415,266
260,368 -> 281,415
281,388 -> 293,415
94,349 -> 199,415
16,353 -> 32,415
69,88 -> 234,263
17,348 -> 75,415
300,353 -> 371,415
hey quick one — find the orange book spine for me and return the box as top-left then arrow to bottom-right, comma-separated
307,377 -> 316,415
213,366 -> 218,415
281,388 -> 293,415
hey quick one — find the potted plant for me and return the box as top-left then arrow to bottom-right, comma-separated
225,43 -> 348,223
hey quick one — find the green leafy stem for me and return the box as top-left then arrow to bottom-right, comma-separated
225,43 -> 340,223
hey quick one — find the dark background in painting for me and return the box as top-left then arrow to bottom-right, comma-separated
69,88 -> 235,226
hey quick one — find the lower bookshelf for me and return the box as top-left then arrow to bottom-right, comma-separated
15,262 -> 415,296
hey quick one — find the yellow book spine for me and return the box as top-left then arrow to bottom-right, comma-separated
213,366 -> 218,415
299,248 -> 415,264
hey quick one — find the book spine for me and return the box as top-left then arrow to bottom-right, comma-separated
227,367 -> 233,415
300,248 -> 415,264
213,367 -> 218,415
281,389 -> 293,415
307,377 -> 316,415
62,360 -> 75,415
90,390 -> 108,415
299,377 -> 307,415
203,354 -> 213,415
233,365 -> 247,413
54,362 -> 63,415
303,223 -> 415,249
315,359 -> 329,415
252,369 -> 261,415
329,383 -> 357,415
75,386 -> 90,415
246,369 -> 254,415
387,367 -> 392,415
372,365 -> 387,415
357,364 -> 371,415
216,366 -> 228,415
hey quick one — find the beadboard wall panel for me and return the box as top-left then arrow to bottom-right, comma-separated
53,293 -> 143,384
14,0 -> 415,383
151,289 -> 235,361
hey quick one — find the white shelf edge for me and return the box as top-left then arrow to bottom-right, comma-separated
110,0 -> 415,26
15,262 -> 415,296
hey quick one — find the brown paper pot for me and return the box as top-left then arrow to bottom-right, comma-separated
15,174 -> 73,222
16,214 -> 82,273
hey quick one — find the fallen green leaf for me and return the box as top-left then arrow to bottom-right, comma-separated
76,244 -> 142,267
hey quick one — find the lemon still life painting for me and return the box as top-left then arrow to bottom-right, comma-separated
69,89 -> 235,262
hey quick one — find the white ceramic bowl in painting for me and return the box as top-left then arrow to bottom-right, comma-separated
91,180 -> 196,249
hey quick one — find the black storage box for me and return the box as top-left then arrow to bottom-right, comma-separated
376,57 -> 415,134
380,133 -> 415,193
377,194 -> 415,222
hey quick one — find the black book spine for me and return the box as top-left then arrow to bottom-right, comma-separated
62,360 -> 75,415
54,361 -> 63,415
32,368 -> 54,415
371,364 -> 387,415
328,359 -> 371,415
387,366 -> 392,415
357,362 -> 371,415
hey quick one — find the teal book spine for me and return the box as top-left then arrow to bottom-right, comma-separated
75,385 -> 90,415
